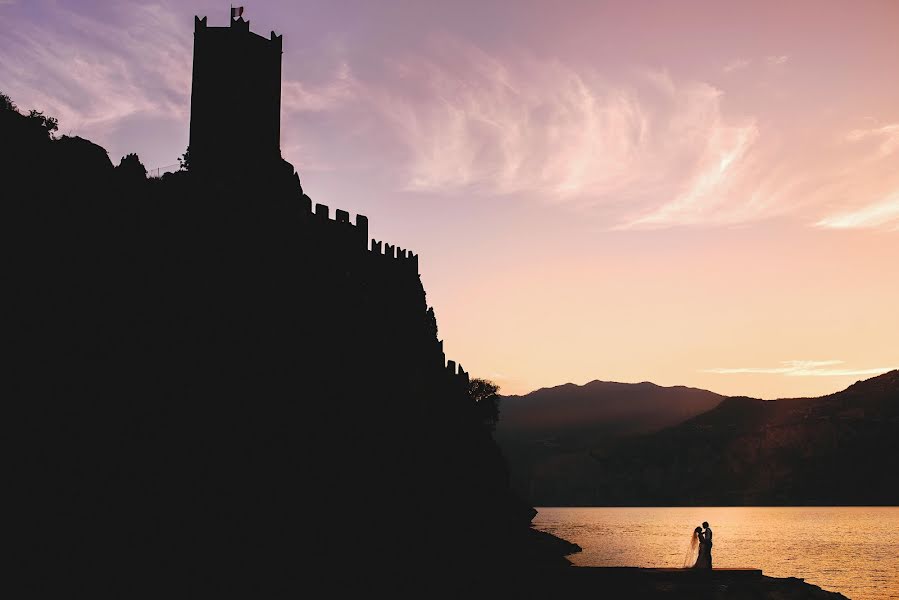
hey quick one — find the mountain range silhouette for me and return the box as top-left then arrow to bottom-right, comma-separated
498,371 -> 899,506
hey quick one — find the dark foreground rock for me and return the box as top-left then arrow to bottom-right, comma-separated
446,567 -> 850,599
558,568 -> 849,599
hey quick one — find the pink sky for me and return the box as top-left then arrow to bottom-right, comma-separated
2,0 -> 897,397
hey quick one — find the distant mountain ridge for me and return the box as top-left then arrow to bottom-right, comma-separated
497,371 -> 899,506
500,379 -> 724,438
496,379 -> 725,504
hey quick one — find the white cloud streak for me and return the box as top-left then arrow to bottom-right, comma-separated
702,360 -> 896,377
846,123 -> 899,158
723,59 -> 751,73
281,62 -> 358,112
815,191 -> 899,230
808,124 -> 899,231
360,41 -> 896,232
357,41 -> 774,228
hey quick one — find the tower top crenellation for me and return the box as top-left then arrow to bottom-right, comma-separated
189,12 -> 283,176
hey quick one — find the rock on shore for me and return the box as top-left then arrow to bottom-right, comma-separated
532,567 -> 851,599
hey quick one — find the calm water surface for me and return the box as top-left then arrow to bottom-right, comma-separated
534,507 -> 899,600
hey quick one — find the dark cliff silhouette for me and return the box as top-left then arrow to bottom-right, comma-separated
4,14 -> 577,596
500,371 -> 899,506
496,381 -> 724,504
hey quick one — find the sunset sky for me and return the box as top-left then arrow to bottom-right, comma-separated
2,0 -> 897,398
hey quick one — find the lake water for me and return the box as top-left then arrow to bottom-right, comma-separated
533,507 -> 899,600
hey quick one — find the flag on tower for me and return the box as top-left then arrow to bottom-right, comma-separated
231,6 -> 244,19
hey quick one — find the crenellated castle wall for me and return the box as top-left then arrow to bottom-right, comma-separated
188,13 -> 470,392
289,189 -> 469,388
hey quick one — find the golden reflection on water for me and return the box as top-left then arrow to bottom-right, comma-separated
534,507 -> 899,600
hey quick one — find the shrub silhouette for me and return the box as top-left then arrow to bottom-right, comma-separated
27,109 -> 58,139
178,146 -> 191,171
116,152 -> 147,182
470,377 -> 502,432
1,91 -> 15,111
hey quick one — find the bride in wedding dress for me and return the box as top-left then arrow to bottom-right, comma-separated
683,526 -> 702,568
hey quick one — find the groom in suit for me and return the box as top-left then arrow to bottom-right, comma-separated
703,521 -> 713,568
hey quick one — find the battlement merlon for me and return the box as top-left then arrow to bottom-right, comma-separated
303,201 -> 418,274
194,15 -> 283,51
371,238 -> 419,272
445,360 -> 470,386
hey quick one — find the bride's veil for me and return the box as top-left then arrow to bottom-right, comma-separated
682,530 -> 699,568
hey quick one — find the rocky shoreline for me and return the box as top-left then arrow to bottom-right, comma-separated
397,536 -> 850,599
418,566 -> 850,599
554,567 -> 850,599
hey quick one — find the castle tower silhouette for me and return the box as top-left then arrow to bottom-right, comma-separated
189,14 -> 283,176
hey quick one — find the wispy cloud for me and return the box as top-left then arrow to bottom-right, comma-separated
723,58 -> 751,73
0,3 -> 191,163
809,123 -> 899,230
281,62 -> 359,112
358,41 -> 774,228
341,40 -> 885,231
292,38 -> 899,232
846,123 -> 899,158
766,55 -> 789,66
372,48 -> 656,198
702,360 -> 895,377
815,191 -> 899,230
619,111 -> 760,229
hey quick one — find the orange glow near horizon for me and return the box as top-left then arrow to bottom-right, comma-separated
430,221 -> 898,397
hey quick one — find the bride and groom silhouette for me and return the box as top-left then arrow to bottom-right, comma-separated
684,521 -> 713,569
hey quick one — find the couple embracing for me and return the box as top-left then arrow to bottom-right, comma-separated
684,521 -> 713,569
